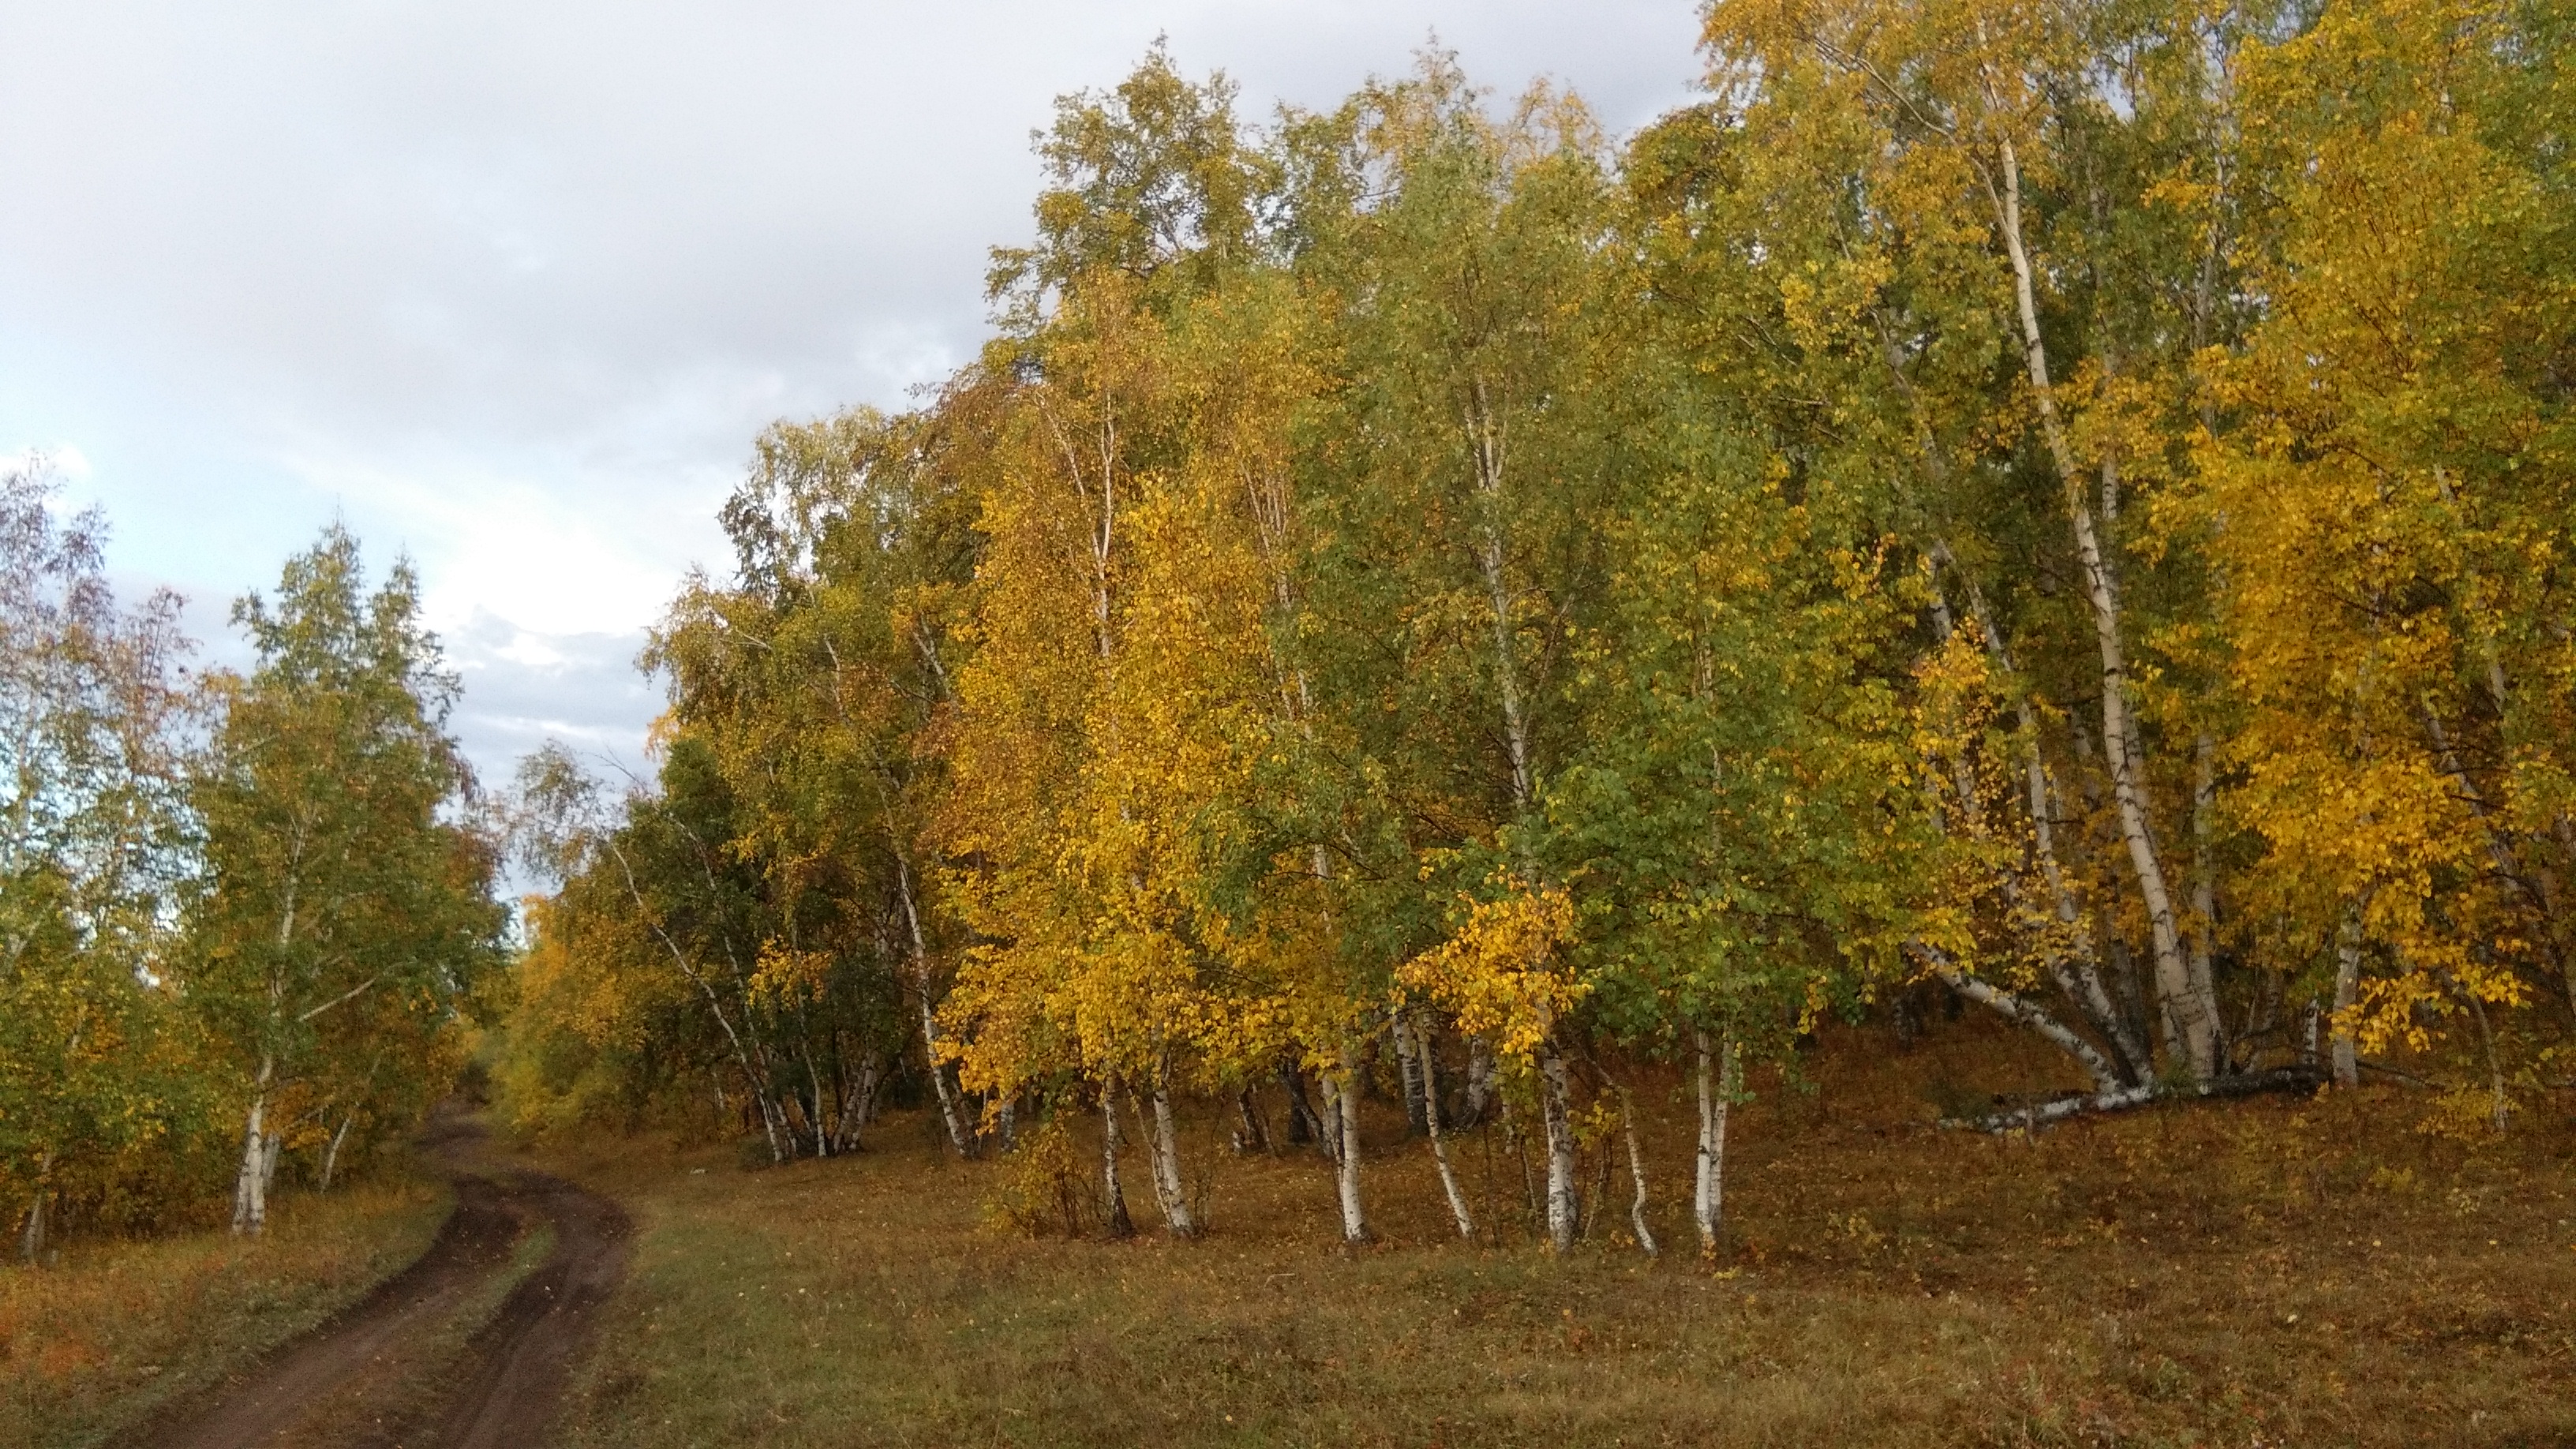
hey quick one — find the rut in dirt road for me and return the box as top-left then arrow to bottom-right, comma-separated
133,1114 -> 631,1449
423,1170 -> 630,1449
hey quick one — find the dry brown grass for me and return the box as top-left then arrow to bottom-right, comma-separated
531,1019 -> 2576,1447
0,1171 -> 449,1449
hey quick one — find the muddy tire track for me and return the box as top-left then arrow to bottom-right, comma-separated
132,1114 -> 629,1449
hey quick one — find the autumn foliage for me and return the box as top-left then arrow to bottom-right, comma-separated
495,0 -> 2574,1253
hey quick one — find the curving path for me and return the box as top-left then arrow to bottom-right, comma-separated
134,1108 -> 630,1449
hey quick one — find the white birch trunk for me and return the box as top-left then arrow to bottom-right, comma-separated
2189,732 -> 2222,1038
1920,949 -> 2128,1095
1333,1043 -> 1369,1244
1416,1013 -> 1474,1239
1990,138 -> 2217,1083
1693,1031 -> 1734,1253
231,1053 -> 274,1236
1099,1076 -> 1134,1237
17,1192 -> 42,1266
2332,903 -> 2364,1088
1391,1013 -> 1428,1135
1539,1050 -> 1578,1253
1144,1073 -> 1198,1238
320,1112 -> 353,1193
1460,1036 -> 1496,1128
1941,554 -> 2153,1084
1617,1086 -> 1657,1256
1315,1069 -> 1346,1166
259,1132 -> 282,1209
898,859 -> 976,1159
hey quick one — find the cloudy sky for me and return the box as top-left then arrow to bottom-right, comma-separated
0,0 -> 1706,786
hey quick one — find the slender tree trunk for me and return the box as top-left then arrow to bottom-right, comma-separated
856,1050 -> 884,1132
1279,1059 -> 1321,1147
19,1153 -> 51,1265
257,1132 -> 282,1219
1917,946 -> 2128,1095
1416,1013 -> 1474,1238
1460,1036 -> 1496,1129
898,859 -> 976,1158
803,1043 -> 831,1159
232,1053 -> 275,1235
2461,977 -> 2510,1132
320,1112 -> 354,1193
1316,1068 -> 1346,1166
1391,1013 -> 1428,1135
1935,552 -> 2153,1084
1694,1031 -> 1735,1253
2190,732 -> 2223,1056
1333,1041 -> 1369,1244
605,838 -> 784,1163
1610,1084 -> 1656,1257
1143,1067 -> 1198,1238
1234,1087 -> 1271,1153
1538,1050 -> 1578,1252
2332,901 -> 2364,1088
1990,138 -> 2216,1083
1099,1076 -> 1134,1237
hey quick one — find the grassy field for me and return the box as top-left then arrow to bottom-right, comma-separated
530,1021 -> 2576,1448
0,1169 -> 451,1449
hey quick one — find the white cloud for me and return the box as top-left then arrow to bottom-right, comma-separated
0,0 -> 1706,781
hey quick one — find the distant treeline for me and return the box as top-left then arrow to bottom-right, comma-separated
2,483 -> 504,1261
503,0 -> 2572,1250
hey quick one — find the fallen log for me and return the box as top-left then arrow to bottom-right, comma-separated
1941,1065 -> 2327,1133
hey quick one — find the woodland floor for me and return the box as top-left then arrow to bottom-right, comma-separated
1,1108 -> 630,1449
525,1018 -> 2576,1448
0,1167 -> 451,1449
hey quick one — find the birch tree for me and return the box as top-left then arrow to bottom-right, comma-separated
188,527 -> 504,1234
0,465 -> 195,1260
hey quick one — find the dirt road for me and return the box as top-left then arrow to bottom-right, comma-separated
133,1111 -> 630,1449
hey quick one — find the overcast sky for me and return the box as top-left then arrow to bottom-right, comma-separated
0,0 -> 1706,787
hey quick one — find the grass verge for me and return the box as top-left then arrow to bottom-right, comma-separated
0,1170 -> 450,1449
530,1022 -> 2576,1447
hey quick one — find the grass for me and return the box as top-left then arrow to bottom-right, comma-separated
528,1018 -> 2576,1447
0,1167 -> 450,1449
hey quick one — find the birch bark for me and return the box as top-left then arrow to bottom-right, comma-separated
897,858 -> 976,1158
17,1151 -> 50,1264
1100,1076 -> 1135,1237
1616,1084 -> 1657,1256
320,1112 -> 353,1193
1144,1067 -> 1199,1238
17,1189 -> 42,1266
1391,1013 -> 1428,1135
1693,1031 -> 1735,1253
1990,137 -> 2218,1082
2332,901 -> 2364,1088
231,1051 -> 274,1235
1539,1051 -> 1578,1252
1416,1012 -> 1474,1238
1332,1041 -> 1369,1243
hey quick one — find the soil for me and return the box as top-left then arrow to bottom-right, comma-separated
131,1106 -> 630,1449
